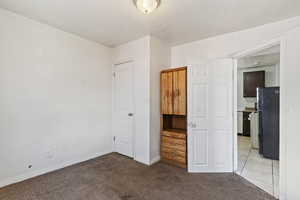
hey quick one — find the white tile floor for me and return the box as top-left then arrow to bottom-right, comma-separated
236,136 -> 279,198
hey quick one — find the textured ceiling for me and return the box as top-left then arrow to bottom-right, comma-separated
0,0 -> 300,47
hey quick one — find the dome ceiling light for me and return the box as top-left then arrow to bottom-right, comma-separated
133,0 -> 160,14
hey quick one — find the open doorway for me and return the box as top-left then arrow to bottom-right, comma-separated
234,44 -> 280,198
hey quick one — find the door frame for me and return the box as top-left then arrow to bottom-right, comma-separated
231,37 -> 285,198
112,60 -> 136,158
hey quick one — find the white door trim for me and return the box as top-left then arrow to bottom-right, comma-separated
231,38 -> 286,199
112,60 -> 136,159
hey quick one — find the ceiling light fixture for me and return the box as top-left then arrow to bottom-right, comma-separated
134,0 -> 160,14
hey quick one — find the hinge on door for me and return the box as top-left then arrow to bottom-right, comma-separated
113,136 -> 116,142
113,72 -> 116,78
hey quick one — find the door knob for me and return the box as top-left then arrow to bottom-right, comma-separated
128,113 -> 134,117
188,122 -> 197,128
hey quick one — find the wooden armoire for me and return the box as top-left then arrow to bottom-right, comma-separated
160,67 -> 187,168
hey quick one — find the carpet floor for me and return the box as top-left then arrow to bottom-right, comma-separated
0,153 -> 276,200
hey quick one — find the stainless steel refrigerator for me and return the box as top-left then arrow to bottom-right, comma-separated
257,87 -> 280,160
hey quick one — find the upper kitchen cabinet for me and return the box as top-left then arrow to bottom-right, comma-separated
161,67 -> 187,115
243,71 -> 265,97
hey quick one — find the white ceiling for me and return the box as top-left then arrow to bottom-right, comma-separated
239,45 -> 280,69
238,53 -> 280,68
0,0 -> 300,47
248,45 -> 280,57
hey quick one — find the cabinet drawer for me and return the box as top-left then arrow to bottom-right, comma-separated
161,151 -> 186,164
162,131 -> 186,139
161,136 -> 186,152
161,146 -> 186,158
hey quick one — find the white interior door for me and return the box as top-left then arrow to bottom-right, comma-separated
188,59 -> 233,172
113,62 -> 134,158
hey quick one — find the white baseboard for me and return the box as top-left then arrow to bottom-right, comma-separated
0,150 -> 112,188
150,155 -> 161,165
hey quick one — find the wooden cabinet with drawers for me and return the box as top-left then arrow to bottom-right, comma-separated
160,67 -> 187,168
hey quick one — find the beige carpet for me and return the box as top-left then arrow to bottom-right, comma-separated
0,153 -> 276,200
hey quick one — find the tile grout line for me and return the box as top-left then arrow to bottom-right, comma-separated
238,137 -> 277,197
240,143 -> 252,175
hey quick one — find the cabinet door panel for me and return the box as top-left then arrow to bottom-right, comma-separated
173,69 -> 187,115
243,71 -> 265,97
161,72 -> 173,114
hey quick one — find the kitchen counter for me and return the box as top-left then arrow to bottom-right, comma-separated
237,108 -> 257,113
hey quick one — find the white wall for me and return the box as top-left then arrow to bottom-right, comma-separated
149,36 -> 170,164
171,16 -> 300,200
113,36 -> 151,165
0,8 -> 113,187
280,27 -> 300,200
172,17 -> 300,66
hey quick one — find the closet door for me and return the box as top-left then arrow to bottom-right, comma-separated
173,69 -> 187,115
161,72 -> 173,114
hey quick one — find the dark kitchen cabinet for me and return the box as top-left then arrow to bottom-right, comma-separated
243,112 -> 251,137
244,71 -> 265,97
